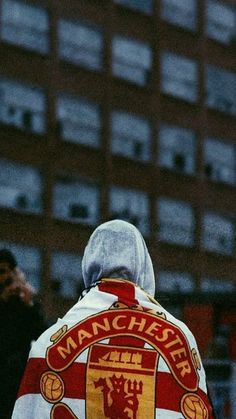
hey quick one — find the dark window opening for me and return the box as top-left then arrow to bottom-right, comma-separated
8,106 -> 16,116
22,111 -> 32,130
16,194 -> 28,209
205,163 -> 213,178
133,142 -> 143,159
174,153 -> 185,171
51,279 -> 61,293
70,204 -> 88,219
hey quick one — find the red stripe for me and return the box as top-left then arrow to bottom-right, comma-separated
18,358 -> 86,399
18,357 -> 213,416
60,363 -> 86,399
156,372 -> 213,413
18,358 -> 48,397
98,279 -> 138,305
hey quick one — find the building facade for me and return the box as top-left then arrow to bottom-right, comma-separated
0,0 -> 236,370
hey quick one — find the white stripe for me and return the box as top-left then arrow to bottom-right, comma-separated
155,408 -> 185,418
12,394 -> 86,419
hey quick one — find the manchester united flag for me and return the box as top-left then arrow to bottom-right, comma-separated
86,344 -> 159,419
12,279 -> 214,418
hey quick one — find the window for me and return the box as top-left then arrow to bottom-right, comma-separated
51,251 -> 82,298
206,0 -> 236,45
112,35 -> 152,86
201,276 -> 235,293
161,52 -> 198,102
109,186 -> 149,236
58,18 -> 103,71
0,241 -> 41,290
158,271 -> 195,293
0,77 -> 46,134
157,198 -> 195,246
114,0 -> 153,14
161,0 -> 197,31
0,159 -> 43,213
56,94 -> 101,148
159,123 -> 196,174
111,111 -> 151,161
53,176 -> 99,225
202,213 -> 234,255
1,0 -> 49,53
204,138 -> 235,185
206,65 -> 236,116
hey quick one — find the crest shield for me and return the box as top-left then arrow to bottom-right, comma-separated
86,343 -> 158,419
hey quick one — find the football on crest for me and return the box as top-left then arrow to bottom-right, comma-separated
181,393 -> 208,419
40,371 -> 64,403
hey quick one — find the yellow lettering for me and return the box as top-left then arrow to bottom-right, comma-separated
165,334 -> 183,348
57,336 -> 77,360
78,329 -> 92,345
155,328 -> 175,342
176,360 -> 191,377
112,315 -> 126,330
92,318 -> 110,335
145,322 -> 162,336
170,347 -> 187,362
128,316 -> 146,332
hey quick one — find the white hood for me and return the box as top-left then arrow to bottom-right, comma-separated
82,219 -> 155,296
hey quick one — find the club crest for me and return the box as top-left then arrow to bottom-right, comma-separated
86,344 -> 159,419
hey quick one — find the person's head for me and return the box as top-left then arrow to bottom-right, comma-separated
82,219 -> 155,296
0,248 -> 17,285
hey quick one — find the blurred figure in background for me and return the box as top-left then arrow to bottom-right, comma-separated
0,248 -> 47,419
12,220 -> 214,418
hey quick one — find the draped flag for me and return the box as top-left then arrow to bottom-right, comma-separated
12,279 -> 214,419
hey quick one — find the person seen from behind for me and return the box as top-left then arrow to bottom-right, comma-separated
12,220 -> 215,418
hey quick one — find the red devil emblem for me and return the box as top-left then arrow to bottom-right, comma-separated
94,374 -> 143,419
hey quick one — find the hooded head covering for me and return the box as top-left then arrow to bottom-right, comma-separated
82,219 -> 155,296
